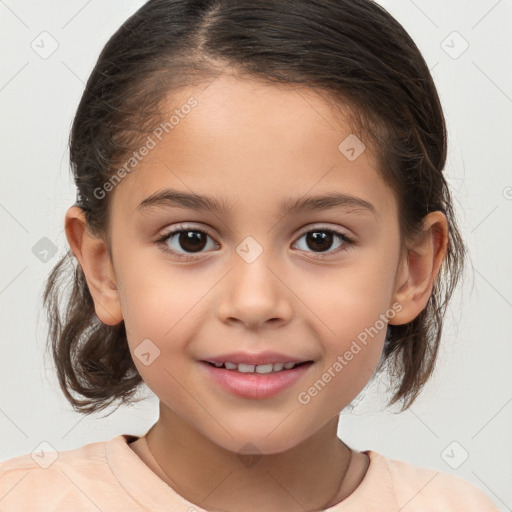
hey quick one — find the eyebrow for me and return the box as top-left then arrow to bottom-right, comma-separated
136,188 -> 377,218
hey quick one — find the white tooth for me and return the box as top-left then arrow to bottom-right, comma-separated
283,362 -> 296,369
238,363 -> 255,373
213,362 -> 223,367
224,362 -> 237,370
255,364 -> 274,374
272,363 -> 284,371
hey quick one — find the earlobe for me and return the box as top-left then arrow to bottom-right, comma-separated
389,211 -> 449,325
64,206 -> 123,326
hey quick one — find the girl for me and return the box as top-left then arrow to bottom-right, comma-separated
0,0 -> 500,510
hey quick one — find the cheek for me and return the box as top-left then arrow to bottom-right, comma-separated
291,255 -> 395,342
288,256 -> 394,412
296,326 -> 385,422
116,261 -> 217,381
116,245 -> 203,337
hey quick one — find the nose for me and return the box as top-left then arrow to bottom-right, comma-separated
216,247 -> 293,330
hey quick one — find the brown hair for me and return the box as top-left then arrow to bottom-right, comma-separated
43,0 -> 466,414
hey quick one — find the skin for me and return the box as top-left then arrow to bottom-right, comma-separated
65,72 -> 448,511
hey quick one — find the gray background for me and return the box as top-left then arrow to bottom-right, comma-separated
1,0 -> 511,510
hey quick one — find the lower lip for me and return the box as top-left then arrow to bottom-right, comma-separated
199,361 -> 313,399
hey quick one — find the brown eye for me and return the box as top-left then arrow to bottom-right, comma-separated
305,231 -> 334,252
293,228 -> 353,256
156,225 -> 218,260
175,231 -> 208,253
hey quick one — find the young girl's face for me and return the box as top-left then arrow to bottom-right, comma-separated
106,73 -> 406,453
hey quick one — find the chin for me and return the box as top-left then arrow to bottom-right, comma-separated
205,421 -> 311,456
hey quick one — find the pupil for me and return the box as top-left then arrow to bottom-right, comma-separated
179,231 -> 206,252
307,231 -> 332,252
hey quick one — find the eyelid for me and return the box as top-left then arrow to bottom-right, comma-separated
295,223 -> 354,240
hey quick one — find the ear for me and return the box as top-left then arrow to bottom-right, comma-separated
64,206 -> 123,326
389,211 -> 449,325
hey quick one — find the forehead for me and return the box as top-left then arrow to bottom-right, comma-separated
110,73 -> 395,219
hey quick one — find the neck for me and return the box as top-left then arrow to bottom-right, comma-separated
142,403 -> 355,512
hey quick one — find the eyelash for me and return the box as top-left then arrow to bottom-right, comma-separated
155,223 -> 355,261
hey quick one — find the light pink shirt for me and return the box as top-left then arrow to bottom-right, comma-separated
0,434 -> 499,511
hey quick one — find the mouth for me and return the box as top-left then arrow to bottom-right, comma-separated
203,360 -> 312,373
199,360 -> 314,399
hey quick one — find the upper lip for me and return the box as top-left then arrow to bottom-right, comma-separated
201,351 -> 313,366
